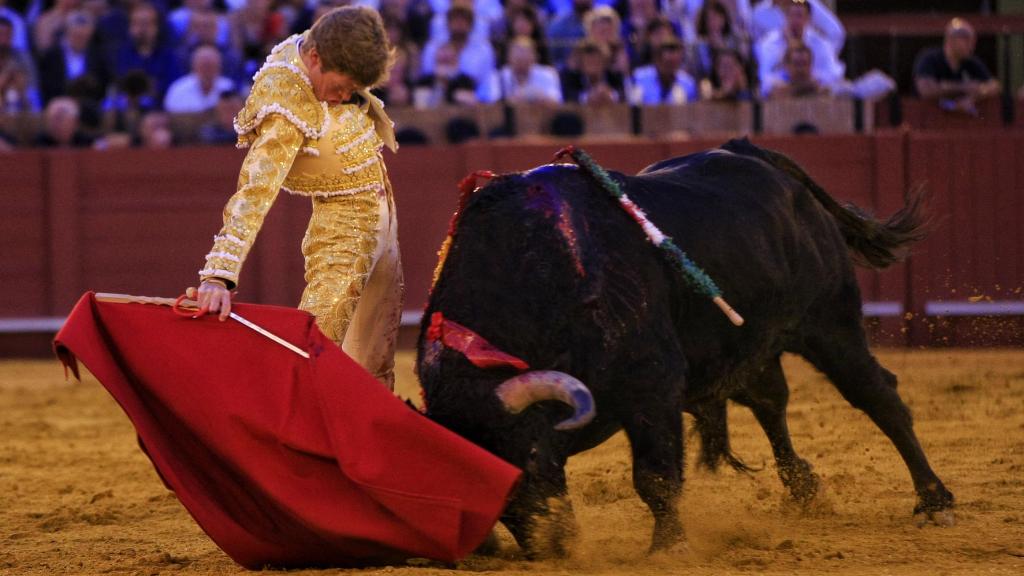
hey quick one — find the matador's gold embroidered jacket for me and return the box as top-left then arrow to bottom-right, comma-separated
198,33 -> 397,288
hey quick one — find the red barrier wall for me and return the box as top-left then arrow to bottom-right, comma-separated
905,131 -> 1024,345
0,152 -> 48,316
1,133 -> 1020,351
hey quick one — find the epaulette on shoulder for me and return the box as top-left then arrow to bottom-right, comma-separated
234,62 -> 328,147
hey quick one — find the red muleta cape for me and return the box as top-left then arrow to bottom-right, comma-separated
53,293 -> 521,569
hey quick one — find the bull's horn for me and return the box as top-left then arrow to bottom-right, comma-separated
495,371 -> 595,431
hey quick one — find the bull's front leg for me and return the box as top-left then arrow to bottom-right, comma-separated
498,420 -> 578,559
624,399 -> 685,552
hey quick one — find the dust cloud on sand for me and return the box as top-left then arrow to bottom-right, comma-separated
2,350 -> 1023,575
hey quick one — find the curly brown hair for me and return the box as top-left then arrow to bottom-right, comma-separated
306,6 -> 394,88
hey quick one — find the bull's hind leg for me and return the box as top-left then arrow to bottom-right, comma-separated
623,389 -> 685,552
733,357 -> 820,503
800,326 -> 954,523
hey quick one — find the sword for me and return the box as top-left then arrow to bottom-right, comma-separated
94,292 -> 311,359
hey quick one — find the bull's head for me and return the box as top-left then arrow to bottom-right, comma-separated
424,311 -> 595,430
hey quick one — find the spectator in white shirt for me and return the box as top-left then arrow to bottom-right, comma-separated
420,4 -> 498,102
425,0 -> 502,61
763,41 -> 826,99
750,0 -> 843,54
496,36 -> 562,104
631,37 -> 698,104
754,0 -> 843,95
163,45 -> 235,114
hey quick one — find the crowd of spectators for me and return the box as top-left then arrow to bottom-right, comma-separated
0,0 -> 1006,149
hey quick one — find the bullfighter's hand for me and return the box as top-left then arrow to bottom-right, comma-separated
196,279 -> 233,321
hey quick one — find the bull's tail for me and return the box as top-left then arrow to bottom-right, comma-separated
691,401 -> 760,474
722,138 -> 928,269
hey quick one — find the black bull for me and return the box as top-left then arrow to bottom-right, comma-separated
416,139 -> 953,556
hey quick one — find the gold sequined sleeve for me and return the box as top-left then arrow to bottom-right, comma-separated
198,114 -> 304,288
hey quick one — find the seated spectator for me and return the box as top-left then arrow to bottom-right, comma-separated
624,0 -> 663,66
103,70 -> 159,135
583,5 -> 630,77
420,4 -> 497,102
375,44 -> 414,106
764,41 -> 826,99
198,90 -> 243,145
414,41 -> 479,107
700,48 -> 752,101
675,0 -> 753,44
383,13 -> 421,85
86,0 -> 132,65
635,15 -> 679,69
169,0 -> 228,44
229,0 -> 287,78
548,0 -> 616,18
755,0 -> 843,96
560,38 -> 625,104
690,0 -> 748,80
114,1 -> 182,99
176,8 -> 244,86
750,0 -> 842,54
34,96 -> 94,148
379,0 -> 412,24
405,0 -> 434,47
493,4 -> 550,66
136,110 -> 173,148
0,14 -> 39,112
33,0 -> 80,56
38,10 -> 110,104
425,0 -> 503,58
496,36 -> 562,104
913,18 -> 1000,115
164,44 -> 235,114
630,37 -> 698,105
0,0 -> 29,52
547,0 -> 591,69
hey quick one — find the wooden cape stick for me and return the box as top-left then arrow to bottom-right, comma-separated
95,292 -> 311,359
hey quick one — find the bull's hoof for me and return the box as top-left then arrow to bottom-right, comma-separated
779,459 -> 819,504
914,509 -> 956,528
648,516 -> 685,554
522,497 -> 579,559
913,482 -> 954,527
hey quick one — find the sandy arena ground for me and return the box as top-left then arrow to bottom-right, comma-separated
1,349 -> 1023,576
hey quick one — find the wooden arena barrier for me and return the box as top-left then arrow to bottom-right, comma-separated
761,96 -> 869,135
878,96 -> 1005,130
2,132 -> 1022,354
642,101 -> 753,138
